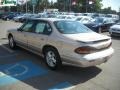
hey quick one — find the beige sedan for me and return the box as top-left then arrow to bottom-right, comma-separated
7,18 -> 114,70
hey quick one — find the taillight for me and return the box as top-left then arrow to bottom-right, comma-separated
74,47 -> 92,54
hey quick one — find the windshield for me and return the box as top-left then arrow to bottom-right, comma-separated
54,21 -> 93,34
94,18 -> 104,23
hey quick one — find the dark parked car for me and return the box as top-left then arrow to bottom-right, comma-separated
2,14 -> 16,20
84,17 -> 115,33
84,22 -> 102,33
19,14 -> 34,22
75,16 -> 101,33
93,17 -> 115,32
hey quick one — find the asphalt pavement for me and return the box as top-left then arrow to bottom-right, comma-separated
0,20 -> 120,90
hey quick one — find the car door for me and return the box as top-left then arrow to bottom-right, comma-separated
14,20 -> 35,48
27,20 -> 52,53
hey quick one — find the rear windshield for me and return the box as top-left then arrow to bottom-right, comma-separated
54,21 -> 92,34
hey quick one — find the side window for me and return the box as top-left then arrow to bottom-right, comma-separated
35,21 -> 52,35
44,23 -> 52,35
22,21 -> 34,32
35,22 -> 46,33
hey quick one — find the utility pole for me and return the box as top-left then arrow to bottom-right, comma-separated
45,0 -> 48,11
26,0 -> 27,13
33,5 -> 35,14
86,0 -> 88,13
69,0 -> 71,12
64,0 -> 66,11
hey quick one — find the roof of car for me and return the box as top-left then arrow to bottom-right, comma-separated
31,18 -> 60,21
30,18 -> 65,22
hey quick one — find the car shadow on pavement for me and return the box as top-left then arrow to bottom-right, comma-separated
23,64 -> 102,90
111,36 -> 120,40
0,43 -> 102,90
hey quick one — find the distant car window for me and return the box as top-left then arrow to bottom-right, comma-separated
76,18 -> 82,21
22,21 -> 34,32
117,22 -> 120,25
81,18 -> 90,23
66,17 -> 72,19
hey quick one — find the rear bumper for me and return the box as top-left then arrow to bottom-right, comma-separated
63,47 -> 114,67
75,54 -> 112,67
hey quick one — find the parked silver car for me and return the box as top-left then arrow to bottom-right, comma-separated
7,18 -> 114,70
109,22 -> 120,36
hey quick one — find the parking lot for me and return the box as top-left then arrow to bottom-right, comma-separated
0,20 -> 120,90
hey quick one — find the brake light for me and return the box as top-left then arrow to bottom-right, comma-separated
74,47 -> 92,54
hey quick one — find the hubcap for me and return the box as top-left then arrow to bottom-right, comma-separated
9,37 -> 14,47
46,51 -> 57,67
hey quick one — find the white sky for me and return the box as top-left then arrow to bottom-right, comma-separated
102,0 -> 120,12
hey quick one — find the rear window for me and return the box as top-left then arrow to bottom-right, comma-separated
54,21 -> 92,34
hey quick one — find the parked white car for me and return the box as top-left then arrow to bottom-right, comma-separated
109,22 -> 120,36
56,15 -> 76,20
7,18 -> 114,70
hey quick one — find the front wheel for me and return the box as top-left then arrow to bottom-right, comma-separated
44,48 -> 62,70
8,36 -> 16,49
7,18 -> 9,21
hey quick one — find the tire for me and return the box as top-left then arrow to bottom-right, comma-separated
110,34 -> 114,37
7,18 -> 9,21
44,47 -> 62,70
98,27 -> 102,33
8,36 -> 16,49
109,32 -> 114,37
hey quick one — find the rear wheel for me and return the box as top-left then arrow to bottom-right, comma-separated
7,18 -> 9,21
8,36 -> 16,49
44,48 -> 62,70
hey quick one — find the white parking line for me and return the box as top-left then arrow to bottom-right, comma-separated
0,43 -> 14,53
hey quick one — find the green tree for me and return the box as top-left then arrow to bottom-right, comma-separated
54,0 -> 103,13
101,7 -> 117,14
36,0 -> 49,12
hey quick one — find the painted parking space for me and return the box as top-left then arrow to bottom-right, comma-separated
0,46 -> 12,56
0,44 -> 18,58
0,60 -> 48,86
